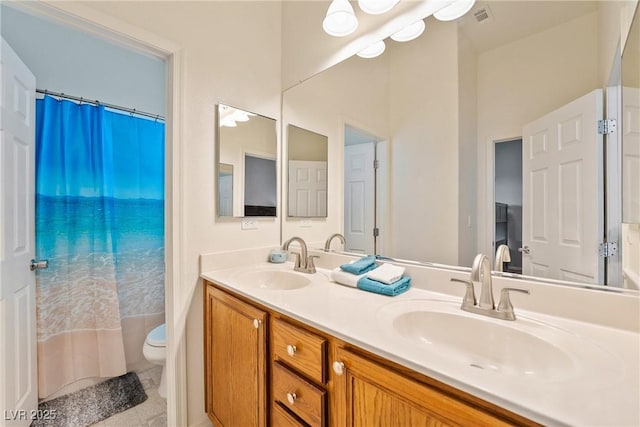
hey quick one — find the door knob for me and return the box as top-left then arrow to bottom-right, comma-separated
30,259 -> 49,271
332,360 -> 345,376
518,246 -> 530,254
286,392 -> 297,404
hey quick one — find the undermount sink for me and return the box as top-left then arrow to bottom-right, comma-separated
377,299 -> 613,382
234,269 -> 311,290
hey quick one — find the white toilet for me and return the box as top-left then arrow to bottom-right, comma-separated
143,323 -> 167,398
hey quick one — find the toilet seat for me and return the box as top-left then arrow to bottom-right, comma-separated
146,323 -> 166,348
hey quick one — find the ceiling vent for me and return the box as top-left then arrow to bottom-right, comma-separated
473,5 -> 493,23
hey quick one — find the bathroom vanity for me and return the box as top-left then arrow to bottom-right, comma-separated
200,250 -> 639,427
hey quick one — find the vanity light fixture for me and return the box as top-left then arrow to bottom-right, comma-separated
390,20 -> 426,42
358,0 -> 399,15
357,40 -> 386,58
323,0 -> 358,37
433,0 -> 476,21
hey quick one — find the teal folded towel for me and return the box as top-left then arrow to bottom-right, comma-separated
340,255 -> 377,275
357,276 -> 411,296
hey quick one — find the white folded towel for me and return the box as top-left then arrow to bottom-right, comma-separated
366,263 -> 405,285
330,268 -> 366,288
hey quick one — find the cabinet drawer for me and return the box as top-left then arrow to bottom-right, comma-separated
273,362 -> 325,427
272,402 -> 308,427
272,317 -> 326,384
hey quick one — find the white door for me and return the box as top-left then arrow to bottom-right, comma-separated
288,160 -> 327,217
522,89 -> 603,283
344,143 -> 375,254
0,38 -> 38,425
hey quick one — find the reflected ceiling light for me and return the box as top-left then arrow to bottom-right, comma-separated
233,111 -> 250,122
323,0 -> 358,37
390,20 -> 426,42
220,118 -> 237,128
433,0 -> 476,21
357,40 -> 386,58
358,0 -> 399,15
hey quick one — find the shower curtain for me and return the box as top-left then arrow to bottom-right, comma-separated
35,95 -> 165,398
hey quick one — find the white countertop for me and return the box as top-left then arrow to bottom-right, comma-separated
201,260 -> 640,426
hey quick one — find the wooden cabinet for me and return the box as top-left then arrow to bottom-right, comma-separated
204,281 -> 537,427
204,285 -> 268,427
331,346 -> 522,427
271,317 -> 328,427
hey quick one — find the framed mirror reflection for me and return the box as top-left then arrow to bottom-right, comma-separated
287,124 -> 328,218
281,1 -> 640,289
216,104 -> 277,217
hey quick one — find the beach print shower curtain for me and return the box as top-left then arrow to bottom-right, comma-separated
35,95 -> 165,398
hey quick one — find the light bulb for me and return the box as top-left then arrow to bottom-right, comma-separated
390,20 -> 426,42
433,0 -> 475,21
357,40 -> 386,58
323,0 -> 358,37
358,0 -> 399,15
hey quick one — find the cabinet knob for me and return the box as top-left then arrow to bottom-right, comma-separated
286,392 -> 297,405
253,319 -> 262,329
286,344 -> 297,356
332,360 -> 345,376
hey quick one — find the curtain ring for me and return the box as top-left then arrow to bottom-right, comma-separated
79,97 -> 83,106
155,114 -> 159,122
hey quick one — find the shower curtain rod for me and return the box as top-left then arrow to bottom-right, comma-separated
36,89 -> 165,121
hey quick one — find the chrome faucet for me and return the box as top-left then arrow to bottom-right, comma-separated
451,253 -> 529,321
282,236 -> 317,273
494,244 -> 511,272
324,233 -> 346,251
471,254 -> 495,309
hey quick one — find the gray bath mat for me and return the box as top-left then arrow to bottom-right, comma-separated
31,372 -> 147,427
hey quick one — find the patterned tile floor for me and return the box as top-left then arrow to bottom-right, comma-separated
90,366 -> 166,427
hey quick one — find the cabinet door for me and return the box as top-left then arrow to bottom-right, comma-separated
331,346 -> 511,427
205,285 -> 268,427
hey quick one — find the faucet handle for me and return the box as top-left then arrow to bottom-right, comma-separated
306,255 -> 319,273
290,252 -> 302,268
450,278 -> 477,308
497,288 -> 530,320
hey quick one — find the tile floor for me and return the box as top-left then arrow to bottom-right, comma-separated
90,366 -> 166,427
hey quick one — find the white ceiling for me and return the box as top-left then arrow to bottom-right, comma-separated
456,1 -> 600,53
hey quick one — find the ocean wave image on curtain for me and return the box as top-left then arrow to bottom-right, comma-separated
35,95 -> 165,398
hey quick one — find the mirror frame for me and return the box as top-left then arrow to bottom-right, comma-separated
280,1 -> 640,294
215,103 -> 278,218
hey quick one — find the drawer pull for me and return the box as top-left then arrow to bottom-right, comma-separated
286,392 -> 297,405
286,344 -> 297,356
332,360 -> 345,376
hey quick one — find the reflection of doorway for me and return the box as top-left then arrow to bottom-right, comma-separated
218,163 -> 233,216
343,125 -> 386,255
494,139 -> 523,273
244,154 -> 277,216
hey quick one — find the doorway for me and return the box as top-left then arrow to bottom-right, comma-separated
493,138 -> 523,274
1,3 -> 178,424
343,124 -> 386,255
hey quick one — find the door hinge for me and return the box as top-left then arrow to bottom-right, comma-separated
373,227 -> 380,237
373,159 -> 379,169
599,242 -> 618,258
597,119 -> 617,135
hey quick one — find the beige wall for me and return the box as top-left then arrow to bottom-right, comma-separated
76,2 -> 282,425
388,21 -> 460,264
457,31 -> 478,268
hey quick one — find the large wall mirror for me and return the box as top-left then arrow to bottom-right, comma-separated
216,104 -> 277,217
622,4 -> 640,290
287,124 -> 328,217
282,1 -> 639,289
